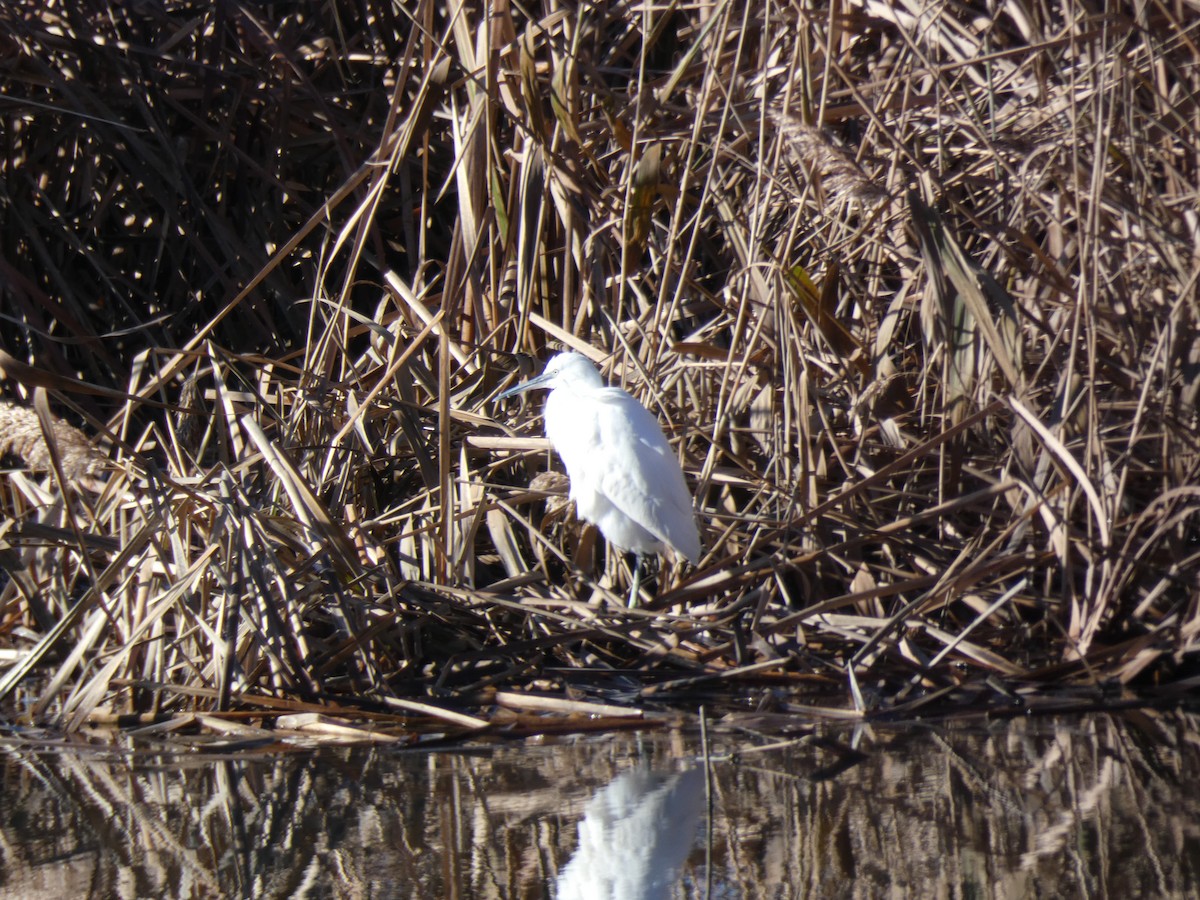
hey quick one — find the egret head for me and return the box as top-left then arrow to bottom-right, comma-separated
496,352 -> 604,400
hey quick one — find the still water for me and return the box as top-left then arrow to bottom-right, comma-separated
3,707 -> 1198,898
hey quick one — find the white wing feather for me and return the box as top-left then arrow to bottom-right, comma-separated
588,390 -> 700,562
541,363 -> 700,564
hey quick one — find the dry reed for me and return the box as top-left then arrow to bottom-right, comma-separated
1,0 -> 1198,736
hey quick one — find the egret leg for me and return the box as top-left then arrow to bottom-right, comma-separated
628,554 -> 643,607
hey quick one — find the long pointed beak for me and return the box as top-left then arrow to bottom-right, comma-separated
496,370 -> 554,400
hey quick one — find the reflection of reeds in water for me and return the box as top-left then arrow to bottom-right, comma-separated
3,713 -> 1198,898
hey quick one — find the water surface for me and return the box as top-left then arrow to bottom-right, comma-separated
3,708 -> 1197,898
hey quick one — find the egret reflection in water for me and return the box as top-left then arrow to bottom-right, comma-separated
556,767 -> 705,900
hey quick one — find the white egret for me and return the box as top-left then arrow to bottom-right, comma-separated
497,351 -> 700,603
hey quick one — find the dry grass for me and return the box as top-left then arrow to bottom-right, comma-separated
1,0 -> 1199,735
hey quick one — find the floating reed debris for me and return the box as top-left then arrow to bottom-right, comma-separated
1,1 -> 1198,740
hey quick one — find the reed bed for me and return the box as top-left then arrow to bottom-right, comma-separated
1,0 -> 1198,739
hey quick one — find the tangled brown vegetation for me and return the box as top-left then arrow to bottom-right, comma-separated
1,1 -> 1198,738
